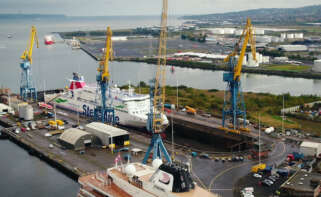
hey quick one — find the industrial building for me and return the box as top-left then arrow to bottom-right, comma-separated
173,52 -> 227,60
300,141 -> 321,157
312,59 -> 321,72
0,103 -> 14,115
208,28 -> 265,35
281,33 -> 304,40
58,128 -> 100,150
278,45 -> 308,52
280,171 -> 321,197
85,122 -> 130,147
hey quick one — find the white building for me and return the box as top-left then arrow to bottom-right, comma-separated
300,141 -> 321,157
0,103 -> 14,115
278,45 -> 308,52
274,56 -> 289,62
224,28 -> 235,34
112,36 -> 127,41
247,53 -> 259,67
312,59 -> 321,72
85,122 -> 129,147
234,29 -> 243,36
208,28 -> 225,34
254,29 -> 265,35
287,34 -> 294,39
256,36 -> 272,43
173,52 -> 227,60
294,33 -> 304,39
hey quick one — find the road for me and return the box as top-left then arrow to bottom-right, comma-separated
191,141 -> 298,197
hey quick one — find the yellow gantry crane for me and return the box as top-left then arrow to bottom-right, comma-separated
153,0 -> 168,134
143,0 -> 171,164
20,25 -> 39,101
221,18 -> 256,134
98,27 -> 113,82
224,18 -> 256,80
94,27 -> 115,123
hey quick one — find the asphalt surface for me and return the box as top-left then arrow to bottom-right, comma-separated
195,141 -> 298,197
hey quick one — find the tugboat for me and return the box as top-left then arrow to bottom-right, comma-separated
77,159 -> 218,197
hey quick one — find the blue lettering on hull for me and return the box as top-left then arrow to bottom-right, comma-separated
82,104 -> 120,124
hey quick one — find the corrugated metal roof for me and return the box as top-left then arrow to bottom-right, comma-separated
301,141 -> 321,148
59,128 -> 90,145
85,122 -> 128,137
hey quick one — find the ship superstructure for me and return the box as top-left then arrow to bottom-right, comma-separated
78,161 -> 218,197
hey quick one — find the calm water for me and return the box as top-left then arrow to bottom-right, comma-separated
0,138 -> 79,197
0,15 -> 320,197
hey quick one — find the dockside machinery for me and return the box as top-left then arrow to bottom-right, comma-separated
142,0 -> 171,164
221,18 -> 256,134
93,27 -> 115,124
20,26 -> 39,101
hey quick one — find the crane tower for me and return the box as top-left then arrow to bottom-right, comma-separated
221,18 -> 256,134
20,26 -> 39,101
94,27 -> 115,123
142,0 -> 171,164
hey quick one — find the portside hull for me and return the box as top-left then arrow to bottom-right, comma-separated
54,100 -> 147,129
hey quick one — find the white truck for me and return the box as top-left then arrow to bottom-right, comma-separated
300,141 -> 321,157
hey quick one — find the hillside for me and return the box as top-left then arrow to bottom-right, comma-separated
183,5 -> 321,25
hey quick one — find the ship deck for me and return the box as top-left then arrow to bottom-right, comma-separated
79,173 -> 132,197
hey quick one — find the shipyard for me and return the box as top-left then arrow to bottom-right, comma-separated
1,1 -> 321,197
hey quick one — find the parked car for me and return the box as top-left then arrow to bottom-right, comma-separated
268,176 -> 276,182
262,180 -> 272,187
191,152 -> 198,157
253,173 -> 262,178
264,179 -> 274,185
116,147 -> 129,152
200,153 -> 210,159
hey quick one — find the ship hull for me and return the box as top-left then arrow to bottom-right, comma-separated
44,40 -> 54,45
54,99 -> 147,129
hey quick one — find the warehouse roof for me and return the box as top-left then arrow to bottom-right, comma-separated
278,45 -> 308,52
301,141 -> 321,149
173,52 -> 227,60
59,128 -> 90,145
85,122 -> 129,137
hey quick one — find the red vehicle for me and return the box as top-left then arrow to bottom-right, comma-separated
251,150 -> 269,159
38,102 -> 53,110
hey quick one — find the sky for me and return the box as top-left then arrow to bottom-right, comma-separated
0,0 -> 320,16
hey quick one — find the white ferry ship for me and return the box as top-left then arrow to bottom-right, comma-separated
47,73 -> 168,129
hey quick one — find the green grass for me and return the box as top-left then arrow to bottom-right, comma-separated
271,115 -> 295,124
264,64 -> 311,72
